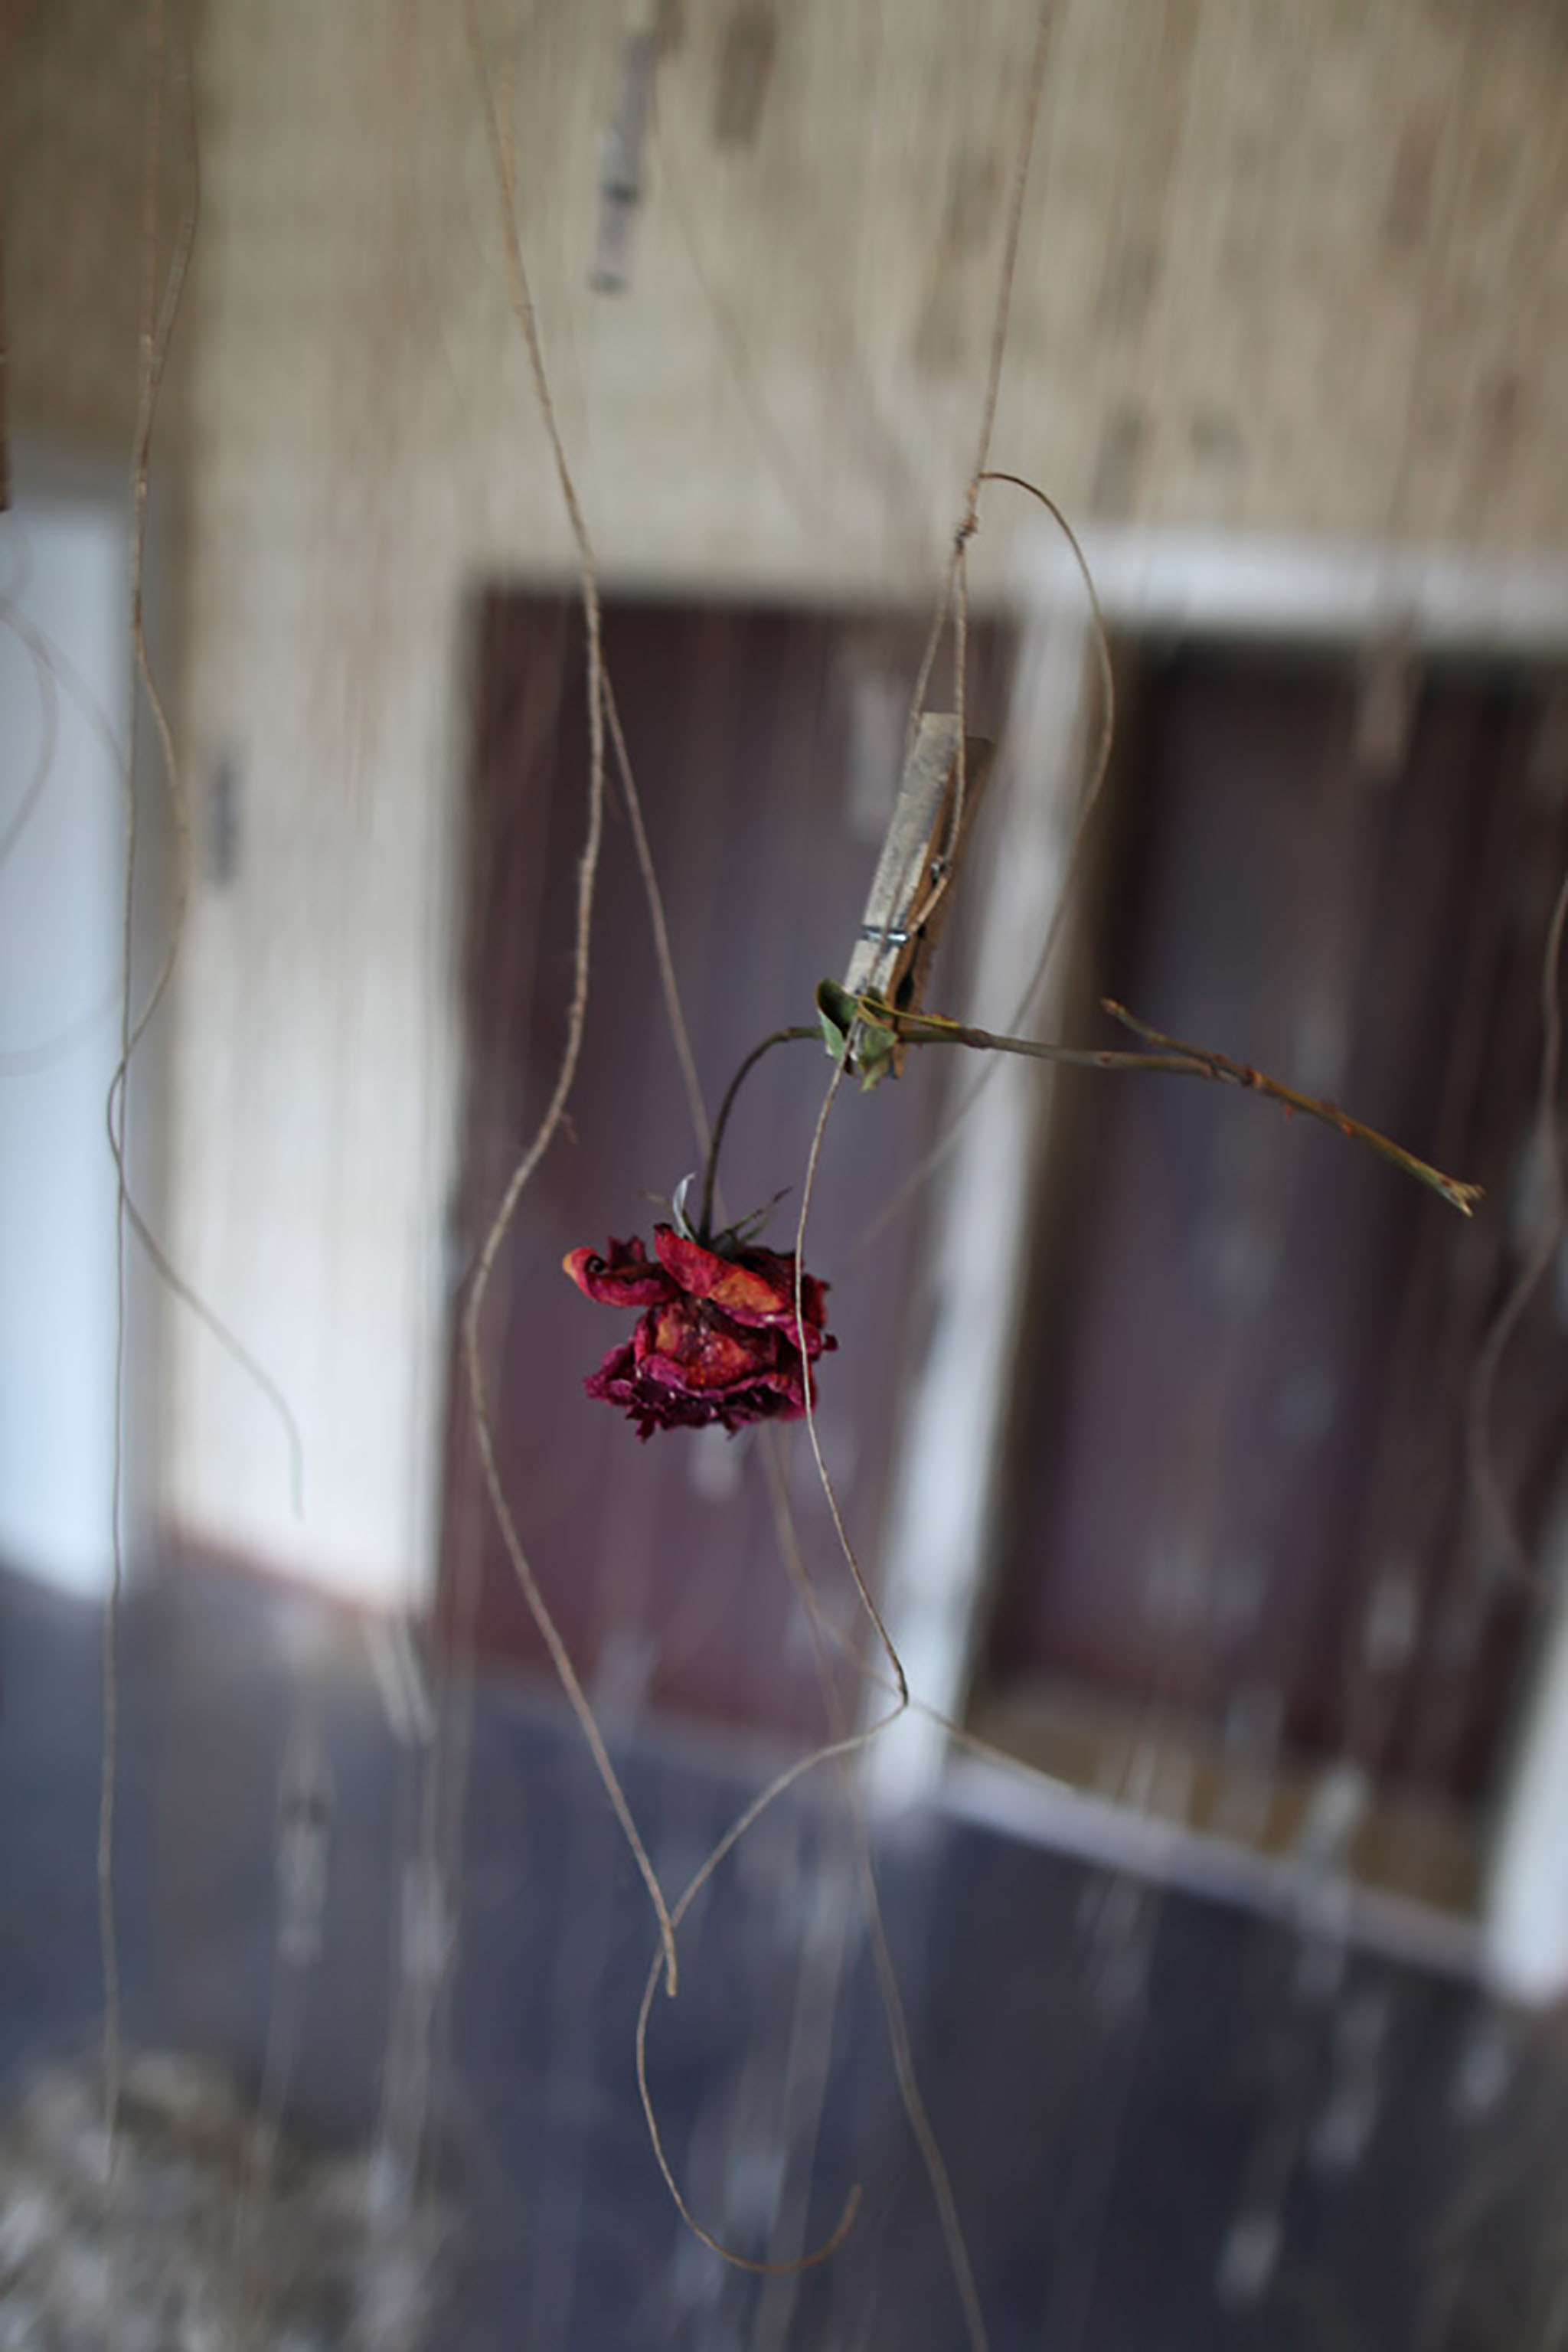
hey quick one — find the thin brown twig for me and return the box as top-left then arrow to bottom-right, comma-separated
762,1433 -> 1259,1882
103,12 -> 284,1460
697,1024 -> 818,1240
632,1589 -> 1052,2324
96,25 -> 303,2269
101,33 -> 306,2099
910,0 -> 1055,946
844,991 -> 1478,1215
119,1183 -> 305,1514
1095,999 -> 1481,1216
1,262 -> 302,1488
795,1053 -> 910,1708
749,1034 -> 992,2341
846,469 -> 1116,1269
756,1442 -> 992,2352
601,668 -> 709,1160
977,472 -> 1116,1001
102,0 -> 187,2190
963,8 -> 1054,531
605,972 -> 989,2318
587,8 -> 1057,2325
461,0 -> 677,1997
751,18 -> 1054,2336
113,21 -> 199,1070
0,587 -> 123,971
1466,860 -> 1568,1585
0,596 -> 126,1076
760,1431 -> 1091,1803
0,594 -> 57,871
802,0 -> 1057,1695
634,1723 -> 877,2274
604,603 -> 987,2314
789,1062 -> 997,2350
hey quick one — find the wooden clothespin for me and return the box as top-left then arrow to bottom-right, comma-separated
822,714 -> 993,1087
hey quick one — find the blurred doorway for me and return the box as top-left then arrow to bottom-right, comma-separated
973,645 -> 1568,1898
438,590 -> 1011,1745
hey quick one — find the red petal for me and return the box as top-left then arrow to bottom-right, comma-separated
583,1338 -> 639,1402
564,1235 -> 675,1308
581,1324 -> 825,1437
573,1223 -> 835,1438
635,1298 -> 781,1395
653,1226 -> 829,1334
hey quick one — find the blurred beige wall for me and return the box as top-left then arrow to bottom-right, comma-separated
8,0 -> 1566,1599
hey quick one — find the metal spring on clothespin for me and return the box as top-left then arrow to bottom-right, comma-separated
836,714 -> 993,1084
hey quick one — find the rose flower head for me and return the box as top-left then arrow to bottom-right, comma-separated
563,1224 -> 835,1440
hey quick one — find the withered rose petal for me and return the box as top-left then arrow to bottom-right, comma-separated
568,1221 -> 835,1437
583,1338 -> 719,1440
635,1297 -> 786,1396
563,1235 -> 675,1308
583,1338 -> 638,1403
653,1226 -> 828,1339
637,1348 -> 808,1426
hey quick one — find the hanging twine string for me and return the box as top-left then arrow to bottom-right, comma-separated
461,0 -> 678,1998
103,0 -> 190,2208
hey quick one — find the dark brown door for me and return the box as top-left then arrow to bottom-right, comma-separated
989,648 -> 1568,1802
439,593 -> 1007,1745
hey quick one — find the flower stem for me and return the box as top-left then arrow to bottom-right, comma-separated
1098,998 -> 1482,1214
856,993 -> 1481,1217
699,1025 -> 820,1242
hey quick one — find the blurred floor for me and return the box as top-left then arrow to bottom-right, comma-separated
2,1557 -> 1565,2351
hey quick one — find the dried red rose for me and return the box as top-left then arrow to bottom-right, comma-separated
563,1224 -> 835,1440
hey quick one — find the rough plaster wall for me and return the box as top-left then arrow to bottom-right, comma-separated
166,8 -> 474,1596
10,0 -> 1568,1598
5,0 -> 191,456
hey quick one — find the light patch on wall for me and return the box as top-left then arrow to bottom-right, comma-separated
0,488 -> 129,1596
